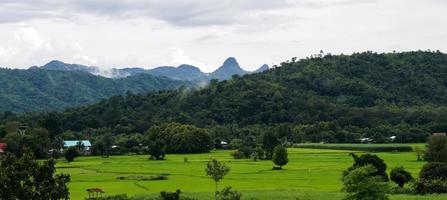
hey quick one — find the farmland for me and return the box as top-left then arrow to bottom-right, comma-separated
56,146 -> 447,200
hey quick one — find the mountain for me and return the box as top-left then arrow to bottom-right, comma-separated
14,51 -> 447,143
253,64 -> 270,73
210,57 -> 247,80
146,64 -> 207,81
0,68 -> 189,112
39,58 -> 268,81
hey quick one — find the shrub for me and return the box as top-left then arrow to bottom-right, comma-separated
91,194 -> 129,200
231,150 -> 245,159
216,187 -> 242,200
390,166 -> 414,187
414,178 -> 447,194
424,134 -> 447,162
419,162 -> 447,181
293,144 -> 412,152
160,190 -> 181,200
342,165 -> 389,200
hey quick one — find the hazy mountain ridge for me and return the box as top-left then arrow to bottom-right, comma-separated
40,57 -> 269,81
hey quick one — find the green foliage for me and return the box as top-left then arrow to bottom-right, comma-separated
346,153 -> 388,181
65,146 -> 79,162
414,178 -> 447,194
7,51 -> 447,144
419,162 -> 447,181
216,187 -> 242,200
272,145 -> 288,169
424,134 -> 447,162
263,132 -> 279,159
0,68 -> 189,112
390,166 -> 414,187
294,144 -> 412,152
3,127 -> 51,158
145,123 -> 212,154
341,165 -> 389,200
0,153 -> 70,199
205,159 -> 230,198
148,139 -> 166,160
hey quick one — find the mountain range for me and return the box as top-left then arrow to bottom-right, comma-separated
39,57 -> 269,81
9,51 -> 447,143
0,57 -> 268,112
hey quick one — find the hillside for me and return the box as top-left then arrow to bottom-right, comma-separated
0,68 -> 189,112
5,51 -> 447,143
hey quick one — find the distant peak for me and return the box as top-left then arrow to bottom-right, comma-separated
223,57 -> 238,66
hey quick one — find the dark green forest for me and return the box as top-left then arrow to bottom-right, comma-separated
2,51 -> 447,147
0,69 -> 189,112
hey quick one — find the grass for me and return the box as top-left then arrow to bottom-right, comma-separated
56,147 -> 447,200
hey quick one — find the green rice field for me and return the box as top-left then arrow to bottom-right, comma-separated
56,146 -> 447,200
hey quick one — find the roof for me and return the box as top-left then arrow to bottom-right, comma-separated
0,143 -> 6,151
64,140 -> 91,147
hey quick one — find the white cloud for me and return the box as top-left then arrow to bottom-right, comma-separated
0,0 -> 445,71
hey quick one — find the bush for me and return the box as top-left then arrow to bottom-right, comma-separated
424,135 -> 447,162
90,194 -> 129,200
65,146 -> 79,162
216,187 -> 242,200
342,165 -> 389,200
419,162 -> 447,181
414,178 -> 447,194
231,150 -> 245,159
390,166 -> 414,187
158,190 -> 197,200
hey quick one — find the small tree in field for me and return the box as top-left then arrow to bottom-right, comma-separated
342,165 -> 389,200
272,145 -> 288,169
390,166 -> 414,187
206,159 -> 230,200
148,139 -> 166,160
65,146 -> 78,163
424,134 -> 447,162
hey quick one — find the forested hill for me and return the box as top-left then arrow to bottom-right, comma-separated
5,51 -> 447,143
0,68 -> 189,112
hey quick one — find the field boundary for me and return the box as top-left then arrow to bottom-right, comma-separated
292,144 -> 413,152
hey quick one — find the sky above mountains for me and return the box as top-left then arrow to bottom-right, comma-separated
0,0 -> 445,72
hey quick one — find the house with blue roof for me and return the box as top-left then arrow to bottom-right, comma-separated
63,140 -> 92,155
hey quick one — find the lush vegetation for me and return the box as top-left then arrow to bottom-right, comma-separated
3,51 -> 447,145
0,68 -> 189,112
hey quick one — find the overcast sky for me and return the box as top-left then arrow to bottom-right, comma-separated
0,0 -> 445,72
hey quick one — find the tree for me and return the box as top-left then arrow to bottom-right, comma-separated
148,139 -> 166,160
65,147 -> 78,163
206,159 -> 230,200
342,165 -> 389,200
347,153 -> 388,181
272,145 -> 288,169
419,162 -> 447,181
0,153 -> 70,199
102,133 -> 114,157
424,134 -> 447,162
263,132 -> 279,159
390,166 -> 414,187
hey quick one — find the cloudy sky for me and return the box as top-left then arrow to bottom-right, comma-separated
0,0 -> 445,72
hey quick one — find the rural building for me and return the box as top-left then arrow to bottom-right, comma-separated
432,132 -> 446,136
63,140 -> 92,155
0,143 -> 6,156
